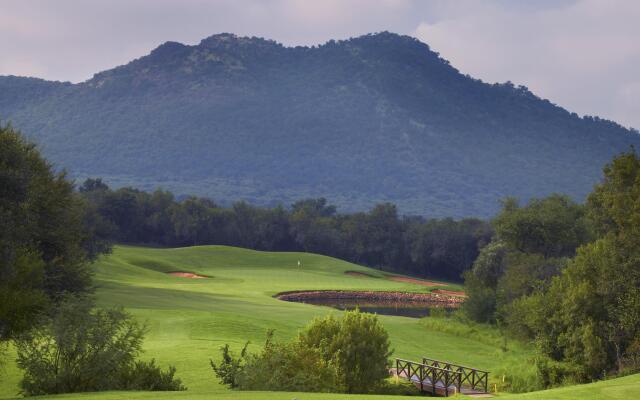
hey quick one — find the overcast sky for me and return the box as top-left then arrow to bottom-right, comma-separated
1,0 -> 638,129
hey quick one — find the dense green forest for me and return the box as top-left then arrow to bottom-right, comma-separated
78,178 -> 491,282
2,32 -> 639,217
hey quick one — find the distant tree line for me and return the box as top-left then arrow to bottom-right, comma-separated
78,179 -> 493,282
463,149 -> 640,386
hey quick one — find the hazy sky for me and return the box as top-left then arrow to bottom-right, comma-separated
1,0 -> 638,129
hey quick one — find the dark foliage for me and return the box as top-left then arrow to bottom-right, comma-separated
118,359 -> 186,392
2,33 -> 639,217
78,180 -> 491,281
0,125 -> 108,341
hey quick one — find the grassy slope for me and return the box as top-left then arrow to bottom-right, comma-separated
0,245 -> 637,399
497,374 -> 640,399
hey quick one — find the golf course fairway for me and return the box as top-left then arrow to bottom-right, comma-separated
1,245 -> 638,399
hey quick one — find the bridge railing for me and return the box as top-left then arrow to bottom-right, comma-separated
395,358 -> 462,396
422,356 -> 489,393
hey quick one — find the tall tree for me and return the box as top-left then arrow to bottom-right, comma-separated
0,125 -> 95,340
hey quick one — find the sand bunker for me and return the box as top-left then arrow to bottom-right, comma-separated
276,290 -> 464,306
167,271 -> 209,279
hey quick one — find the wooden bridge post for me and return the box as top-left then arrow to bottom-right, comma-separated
484,372 -> 488,394
444,370 -> 449,397
431,366 -> 436,394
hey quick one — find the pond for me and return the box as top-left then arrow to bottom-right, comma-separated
286,298 -> 455,318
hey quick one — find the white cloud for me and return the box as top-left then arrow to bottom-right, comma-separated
413,0 -> 640,129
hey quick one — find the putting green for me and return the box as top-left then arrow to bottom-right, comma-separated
0,245 -> 637,399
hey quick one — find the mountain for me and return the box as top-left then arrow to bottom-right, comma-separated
1,32 -> 638,217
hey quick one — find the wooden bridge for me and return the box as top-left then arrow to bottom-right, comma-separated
395,357 -> 490,397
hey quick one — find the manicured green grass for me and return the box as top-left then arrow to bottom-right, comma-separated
496,373 -> 640,399
0,245 -> 637,399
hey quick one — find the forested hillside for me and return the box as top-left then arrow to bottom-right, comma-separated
1,32 -> 638,217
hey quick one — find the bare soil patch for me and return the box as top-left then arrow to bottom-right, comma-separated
167,271 -> 209,279
387,276 -> 447,287
276,290 -> 464,306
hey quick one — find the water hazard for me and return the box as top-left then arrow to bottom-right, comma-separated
278,290 -> 461,318
295,298 -> 454,318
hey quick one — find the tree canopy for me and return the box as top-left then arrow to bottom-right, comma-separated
0,125 -> 99,340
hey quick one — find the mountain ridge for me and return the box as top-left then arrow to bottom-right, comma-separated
1,32 -> 638,217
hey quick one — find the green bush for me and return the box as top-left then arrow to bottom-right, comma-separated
535,356 -> 581,388
212,309 -> 393,394
210,342 -> 249,388
118,359 -> 186,391
15,297 -> 184,396
239,331 -> 340,392
376,379 -> 421,395
299,310 -> 393,393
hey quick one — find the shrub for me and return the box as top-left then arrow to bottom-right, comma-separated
15,297 -> 184,396
376,379 -> 421,395
210,342 -> 249,388
239,331 -> 340,392
535,356 -> 581,388
212,310 -> 393,394
118,359 -> 185,391
299,310 -> 393,393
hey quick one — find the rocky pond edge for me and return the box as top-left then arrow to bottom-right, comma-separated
275,290 -> 464,306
